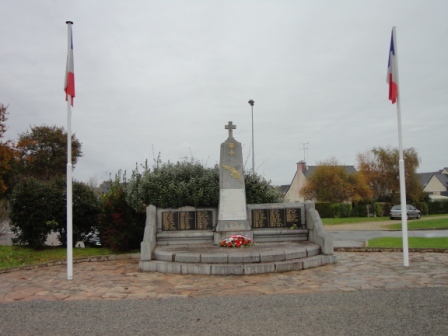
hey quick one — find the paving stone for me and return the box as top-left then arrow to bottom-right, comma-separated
1,252 -> 448,302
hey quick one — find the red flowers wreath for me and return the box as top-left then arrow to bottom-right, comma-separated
220,235 -> 253,248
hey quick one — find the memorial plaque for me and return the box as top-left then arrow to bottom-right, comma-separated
162,211 -> 177,231
162,210 -> 214,231
179,211 -> 195,230
285,208 -> 302,228
251,208 -> 302,229
196,210 -> 213,230
269,209 -> 285,228
252,209 -> 268,228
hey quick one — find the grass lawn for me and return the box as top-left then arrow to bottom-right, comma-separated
322,214 -> 448,229
389,218 -> 448,230
322,217 -> 390,225
367,237 -> 448,249
0,246 -> 123,270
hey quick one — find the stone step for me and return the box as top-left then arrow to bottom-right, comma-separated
139,254 -> 336,275
252,229 -> 308,242
139,242 -> 336,275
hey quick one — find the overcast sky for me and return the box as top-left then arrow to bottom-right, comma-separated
1,0 -> 447,186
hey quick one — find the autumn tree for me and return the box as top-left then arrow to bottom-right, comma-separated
300,158 -> 372,203
15,125 -> 82,181
0,104 -> 15,196
357,146 -> 422,203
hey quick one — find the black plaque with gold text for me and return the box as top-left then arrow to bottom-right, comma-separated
161,210 -> 213,231
251,208 -> 302,229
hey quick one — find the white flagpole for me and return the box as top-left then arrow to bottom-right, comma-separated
66,21 -> 74,280
392,26 -> 409,267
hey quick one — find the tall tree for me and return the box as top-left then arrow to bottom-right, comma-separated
0,104 -> 15,196
300,157 -> 372,203
15,125 -> 82,181
357,146 -> 422,203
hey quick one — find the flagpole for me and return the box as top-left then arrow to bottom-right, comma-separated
66,21 -> 74,280
392,26 -> 409,267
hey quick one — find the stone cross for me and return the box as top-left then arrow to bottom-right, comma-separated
225,121 -> 236,139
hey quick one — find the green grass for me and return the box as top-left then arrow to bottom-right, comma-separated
322,214 -> 448,228
0,246 -> 120,270
322,217 -> 390,225
367,237 -> 448,249
389,218 -> 448,230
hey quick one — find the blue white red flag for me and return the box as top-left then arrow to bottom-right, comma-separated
65,24 -> 75,106
387,30 -> 398,104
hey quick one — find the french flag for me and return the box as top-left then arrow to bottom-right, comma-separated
65,23 -> 75,106
387,30 -> 398,104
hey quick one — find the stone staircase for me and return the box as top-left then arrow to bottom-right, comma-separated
139,241 -> 336,275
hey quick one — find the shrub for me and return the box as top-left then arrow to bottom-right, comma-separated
244,172 -> 283,204
9,178 -> 59,249
351,204 -> 368,217
52,180 -> 101,246
99,178 -> 145,252
315,203 -> 334,218
318,203 -> 351,218
126,159 -> 282,211
415,202 -> 429,215
428,200 -> 448,214
373,202 -> 384,217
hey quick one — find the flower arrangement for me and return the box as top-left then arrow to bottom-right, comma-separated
220,235 -> 253,248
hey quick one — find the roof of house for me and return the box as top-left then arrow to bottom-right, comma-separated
302,165 -> 357,178
419,172 -> 435,187
417,168 -> 448,188
435,173 -> 448,186
279,184 -> 291,194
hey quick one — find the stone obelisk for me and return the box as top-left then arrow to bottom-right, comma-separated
214,121 -> 251,244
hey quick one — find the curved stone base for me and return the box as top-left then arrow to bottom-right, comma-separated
139,242 -> 336,275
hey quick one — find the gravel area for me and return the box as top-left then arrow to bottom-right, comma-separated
1,288 -> 447,335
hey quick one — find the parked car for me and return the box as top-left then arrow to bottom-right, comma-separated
84,231 -> 102,248
389,205 -> 421,220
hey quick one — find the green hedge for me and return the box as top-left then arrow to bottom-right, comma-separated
315,203 -> 334,218
315,200 -> 447,218
415,202 -> 429,215
427,200 -> 448,214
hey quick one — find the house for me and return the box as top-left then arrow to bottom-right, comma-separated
418,168 -> 448,200
282,161 -> 357,202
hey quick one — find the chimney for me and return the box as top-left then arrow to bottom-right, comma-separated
297,161 -> 307,172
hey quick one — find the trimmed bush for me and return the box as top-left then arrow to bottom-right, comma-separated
52,180 -> 101,246
351,204 -> 368,217
9,178 -> 59,249
329,203 -> 351,218
315,203 -> 335,218
428,200 -> 448,214
126,159 -> 283,211
415,202 -> 429,215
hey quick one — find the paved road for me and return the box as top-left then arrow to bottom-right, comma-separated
1,288 -> 447,335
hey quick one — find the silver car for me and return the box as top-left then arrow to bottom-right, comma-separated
389,205 -> 421,220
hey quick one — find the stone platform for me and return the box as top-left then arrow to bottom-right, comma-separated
139,241 -> 336,275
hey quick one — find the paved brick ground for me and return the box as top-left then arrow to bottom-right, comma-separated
1,251 -> 447,302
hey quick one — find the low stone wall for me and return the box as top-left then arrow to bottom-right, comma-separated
305,201 -> 334,255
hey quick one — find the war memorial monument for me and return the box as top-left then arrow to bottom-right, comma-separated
139,122 -> 335,275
